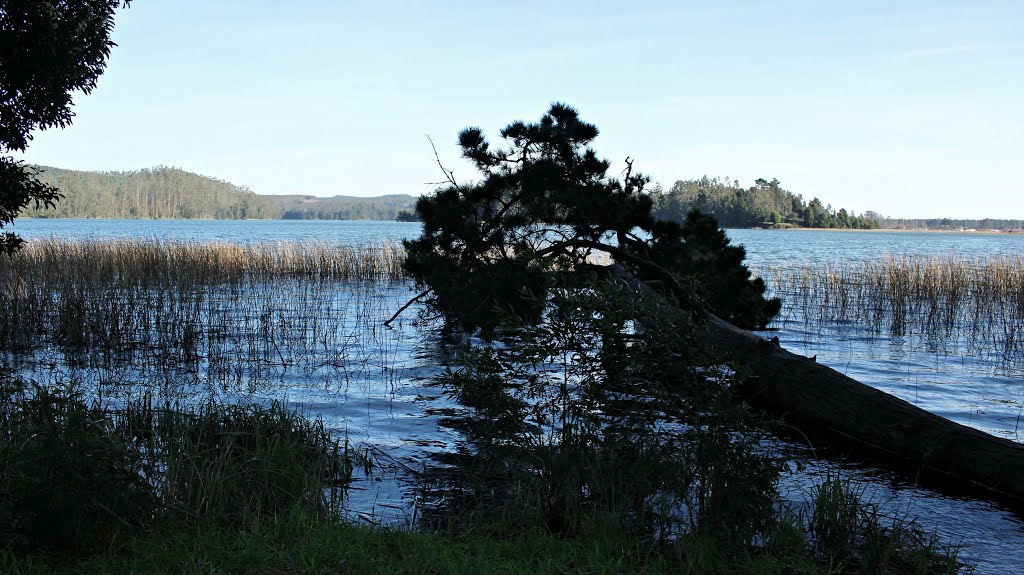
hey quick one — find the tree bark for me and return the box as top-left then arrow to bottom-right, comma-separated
698,312 -> 1024,508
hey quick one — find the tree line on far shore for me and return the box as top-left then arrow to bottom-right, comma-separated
652,176 -> 1024,231
22,165 -> 1022,231
652,176 -> 879,229
24,165 -> 419,221
874,217 -> 1024,231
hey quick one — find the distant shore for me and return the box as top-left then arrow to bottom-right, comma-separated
18,216 -> 1024,235
762,226 -> 1023,235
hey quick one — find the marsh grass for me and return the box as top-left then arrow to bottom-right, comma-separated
768,254 -> 1024,362
0,239 -> 409,395
3,238 -> 407,284
802,472 -> 973,574
113,397 -> 351,527
0,379 -> 350,557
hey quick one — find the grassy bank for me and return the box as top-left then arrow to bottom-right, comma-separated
0,380 -> 350,553
5,513 -> 819,575
5,518 -> 823,575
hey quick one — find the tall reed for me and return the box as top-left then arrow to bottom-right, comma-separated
0,239 -> 411,396
1,238 -> 407,285
766,253 -> 1024,361
113,397 -> 350,526
803,471 -> 970,574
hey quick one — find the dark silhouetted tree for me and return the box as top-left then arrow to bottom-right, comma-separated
0,0 -> 129,254
403,103 -> 780,332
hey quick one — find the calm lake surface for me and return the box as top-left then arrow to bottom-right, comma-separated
11,218 -> 1024,573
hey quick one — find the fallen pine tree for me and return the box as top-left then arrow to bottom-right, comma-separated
703,311 -> 1024,507
600,260 -> 1024,507
397,103 -> 1024,512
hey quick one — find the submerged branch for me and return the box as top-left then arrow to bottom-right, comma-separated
384,289 -> 431,328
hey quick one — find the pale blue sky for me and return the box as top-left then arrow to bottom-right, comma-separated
15,0 -> 1023,218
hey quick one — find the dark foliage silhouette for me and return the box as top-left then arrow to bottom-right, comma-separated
0,1 -> 129,254
403,103 -> 780,331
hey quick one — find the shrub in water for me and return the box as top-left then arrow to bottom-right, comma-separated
428,280 -> 784,543
118,399 -> 349,528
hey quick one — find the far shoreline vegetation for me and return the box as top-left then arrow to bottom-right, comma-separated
24,165 -> 1024,231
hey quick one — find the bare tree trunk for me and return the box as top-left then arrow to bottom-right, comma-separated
699,312 -> 1024,508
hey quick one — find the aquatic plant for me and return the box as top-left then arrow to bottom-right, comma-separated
803,471 -> 973,574
767,254 -> 1024,362
0,239 -> 409,396
114,397 -> 350,527
0,377 -> 349,557
0,378 -> 153,555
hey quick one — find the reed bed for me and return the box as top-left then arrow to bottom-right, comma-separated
2,237 -> 407,285
767,253 -> 1024,361
0,239 -> 411,396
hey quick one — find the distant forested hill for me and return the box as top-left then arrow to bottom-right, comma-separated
24,166 -> 418,221
26,166 -> 272,219
652,177 -> 879,229
262,194 -> 418,221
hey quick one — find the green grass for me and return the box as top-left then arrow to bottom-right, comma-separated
5,508 -> 832,575
7,494 -> 969,574
1,380 -> 350,557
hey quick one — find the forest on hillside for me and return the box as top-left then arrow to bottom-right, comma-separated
25,165 -> 271,219
24,166 -> 418,221
267,194 -> 418,221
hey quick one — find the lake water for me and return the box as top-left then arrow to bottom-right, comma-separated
9,218 -> 422,246
16,220 -> 1022,438
10,219 -> 1024,573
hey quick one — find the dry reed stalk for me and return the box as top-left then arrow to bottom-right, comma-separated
765,253 -> 1024,360
0,239 -> 408,284
0,239 -> 413,395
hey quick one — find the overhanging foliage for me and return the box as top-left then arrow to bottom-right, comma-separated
403,103 -> 780,331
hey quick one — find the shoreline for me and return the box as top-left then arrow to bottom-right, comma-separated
751,226 -> 1023,235
16,217 -> 1024,235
